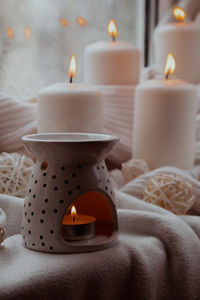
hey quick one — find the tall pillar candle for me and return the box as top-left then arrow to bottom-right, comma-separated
84,19 -> 141,85
83,20 -> 140,165
154,7 -> 200,84
133,54 -> 197,170
38,56 -> 103,134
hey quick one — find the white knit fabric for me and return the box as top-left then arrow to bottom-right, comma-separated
0,94 -> 37,153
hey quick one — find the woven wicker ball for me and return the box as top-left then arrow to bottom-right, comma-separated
121,158 -> 149,183
0,152 -> 34,198
144,174 -> 195,215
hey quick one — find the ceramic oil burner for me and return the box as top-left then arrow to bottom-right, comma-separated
22,133 -> 119,253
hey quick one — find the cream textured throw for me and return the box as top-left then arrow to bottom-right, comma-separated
1,164 -> 200,299
0,94 -> 37,153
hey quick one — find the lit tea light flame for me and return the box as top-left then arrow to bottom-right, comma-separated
68,55 -> 76,83
107,19 -> 118,42
164,53 -> 176,79
71,205 -> 77,222
173,7 -> 186,22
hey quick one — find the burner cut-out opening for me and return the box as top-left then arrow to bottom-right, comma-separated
61,191 -> 116,242
41,161 -> 48,171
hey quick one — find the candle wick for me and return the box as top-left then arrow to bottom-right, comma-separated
70,77 -> 73,84
165,72 -> 169,80
73,216 -> 75,222
112,35 -> 116,42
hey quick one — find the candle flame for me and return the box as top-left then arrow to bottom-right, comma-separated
107,19 -> 118,41
71,205 -> 77,217
164,53 -> 176,79
68,55 -> 76,83
172,7 -> 186,22
71,205 -> 77,222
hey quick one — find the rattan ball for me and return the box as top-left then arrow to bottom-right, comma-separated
0,152 -> 34,198
122,158 -> 149,183
143,174 -> 195,215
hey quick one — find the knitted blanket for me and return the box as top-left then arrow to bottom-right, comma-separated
0,164 -> 200,300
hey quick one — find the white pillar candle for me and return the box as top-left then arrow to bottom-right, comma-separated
154,7 -> 200,84
38,56 -> 103,134
84,19 -> 141,85
133,54 -> 198,170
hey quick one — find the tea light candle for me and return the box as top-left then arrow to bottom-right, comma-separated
62,206 -> 96,241
38,55 -> 103,133
84,19 -> 140,85
133,53 -> 198,170
154,7 -> 200,84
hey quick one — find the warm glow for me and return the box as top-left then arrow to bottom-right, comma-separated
173,7 -> 186,22
76,17 -> 87,26
68,55 -> 77,82
59,18 -> 69,27
71,205 -> 77,218
6,28 -> 14,39
24,27 -> 32,39
107,19 -> 118,41
164,53 -> 176,79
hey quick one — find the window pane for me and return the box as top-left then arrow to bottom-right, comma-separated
0,0 -> 136,98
